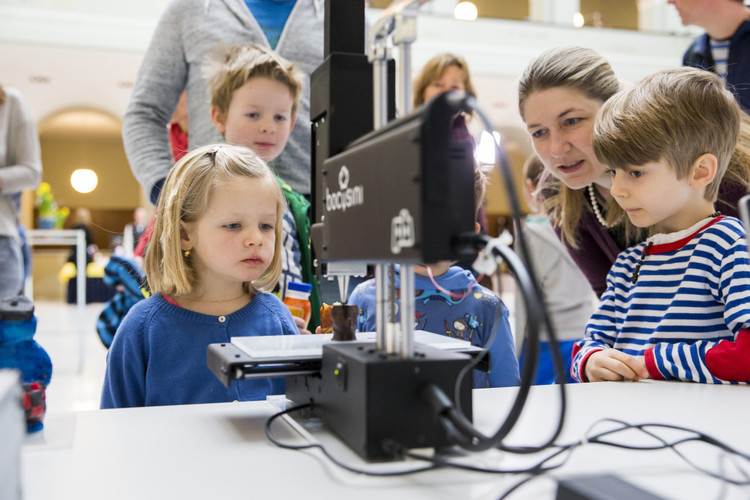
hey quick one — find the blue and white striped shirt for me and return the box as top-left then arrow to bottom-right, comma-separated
710,37 -> 730,79
572,216 -> 750,384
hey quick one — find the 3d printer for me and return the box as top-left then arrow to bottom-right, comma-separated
208,0 -> 563,462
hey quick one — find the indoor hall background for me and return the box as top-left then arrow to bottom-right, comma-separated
0,0 -> 702,411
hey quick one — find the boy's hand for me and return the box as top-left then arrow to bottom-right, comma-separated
293,316 -> 312,335
584,350 -> 649,382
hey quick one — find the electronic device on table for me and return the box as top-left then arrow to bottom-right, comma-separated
208,0 -> 560,462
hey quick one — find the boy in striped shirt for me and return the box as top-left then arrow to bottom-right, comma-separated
572,67 -> 750,384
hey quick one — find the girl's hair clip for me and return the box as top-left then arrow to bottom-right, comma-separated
207,145 -> 223,156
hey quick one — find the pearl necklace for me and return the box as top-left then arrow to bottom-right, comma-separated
587,184 -> 610,228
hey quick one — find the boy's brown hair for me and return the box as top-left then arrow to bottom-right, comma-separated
593,67 -> 741,201
206,44 -> 303,117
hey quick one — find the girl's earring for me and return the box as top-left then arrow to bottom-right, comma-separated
183,249 -> 191,258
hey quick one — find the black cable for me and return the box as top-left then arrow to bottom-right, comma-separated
411,417 -> 750,485
584,419 -> 750,486
264,402 -> 439,476
451,292 -> 504,414
497,475 -> 542,500
426,93 -> 567,455
463,94 -> 569,391
264,92 -> 750,494
403,441 -> 576,475
266,401 -> 750,493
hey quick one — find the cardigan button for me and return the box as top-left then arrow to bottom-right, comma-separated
218,316 -> 226,323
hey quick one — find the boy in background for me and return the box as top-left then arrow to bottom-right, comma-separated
573,67 -> 750,384
206,44 -> 320,330
347,165 -> 520,388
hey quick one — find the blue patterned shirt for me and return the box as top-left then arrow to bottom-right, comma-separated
348,266 -> 519,388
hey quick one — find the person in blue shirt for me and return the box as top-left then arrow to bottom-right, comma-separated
670,0 -> 750,111
101,144 -> 298,408
122,0 -> 324,206
348,165 -> 520,388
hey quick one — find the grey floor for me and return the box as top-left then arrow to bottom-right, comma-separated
32,300 -> 108,414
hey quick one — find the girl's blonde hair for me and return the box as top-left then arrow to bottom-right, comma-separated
144,144 -> 285,297
517,46 -> 624,248
413,53 -> 476,108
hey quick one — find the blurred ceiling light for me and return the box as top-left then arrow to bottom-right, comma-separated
454,1 -> 478,21
71,168 -> 98,194
476,130 -> 501,165
573,12 -> 585,28
573,11 -> 605,28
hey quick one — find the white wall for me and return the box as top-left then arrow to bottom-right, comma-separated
0,2 -> 698,134
407,12 -> 695,137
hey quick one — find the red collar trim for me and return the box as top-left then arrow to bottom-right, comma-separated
648,215 -> 724,255
163,294 -> 182,307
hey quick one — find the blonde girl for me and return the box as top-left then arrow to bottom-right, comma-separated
101,144 -> 298,408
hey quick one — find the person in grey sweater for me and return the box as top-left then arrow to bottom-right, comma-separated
122,0 -> 325,204
0,85 -> 42,298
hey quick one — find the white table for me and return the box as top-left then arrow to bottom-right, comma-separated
20,381 -> 750,499
24,229 -> 87,373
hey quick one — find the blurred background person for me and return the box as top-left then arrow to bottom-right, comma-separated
122,0 -> 325,207
669,0 -> 750,111
0,84 -> 42,298
67,207 -> 96,266
515,154 -> 596,384
122,206 -> 149,259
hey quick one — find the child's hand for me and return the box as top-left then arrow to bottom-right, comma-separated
584,349 -> 649,382
292,316 -> 312,335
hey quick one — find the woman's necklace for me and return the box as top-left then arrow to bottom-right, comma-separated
587,184 -> 610,228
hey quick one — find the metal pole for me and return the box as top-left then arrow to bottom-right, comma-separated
392,2 -> 418,358
369,0 -> 423,357
371,45 -> 392,353
399,264 -> 415,358
75,229 -> 86,374
393,3 -> 418,116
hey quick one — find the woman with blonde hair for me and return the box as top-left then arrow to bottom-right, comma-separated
517,46 -> 750,296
